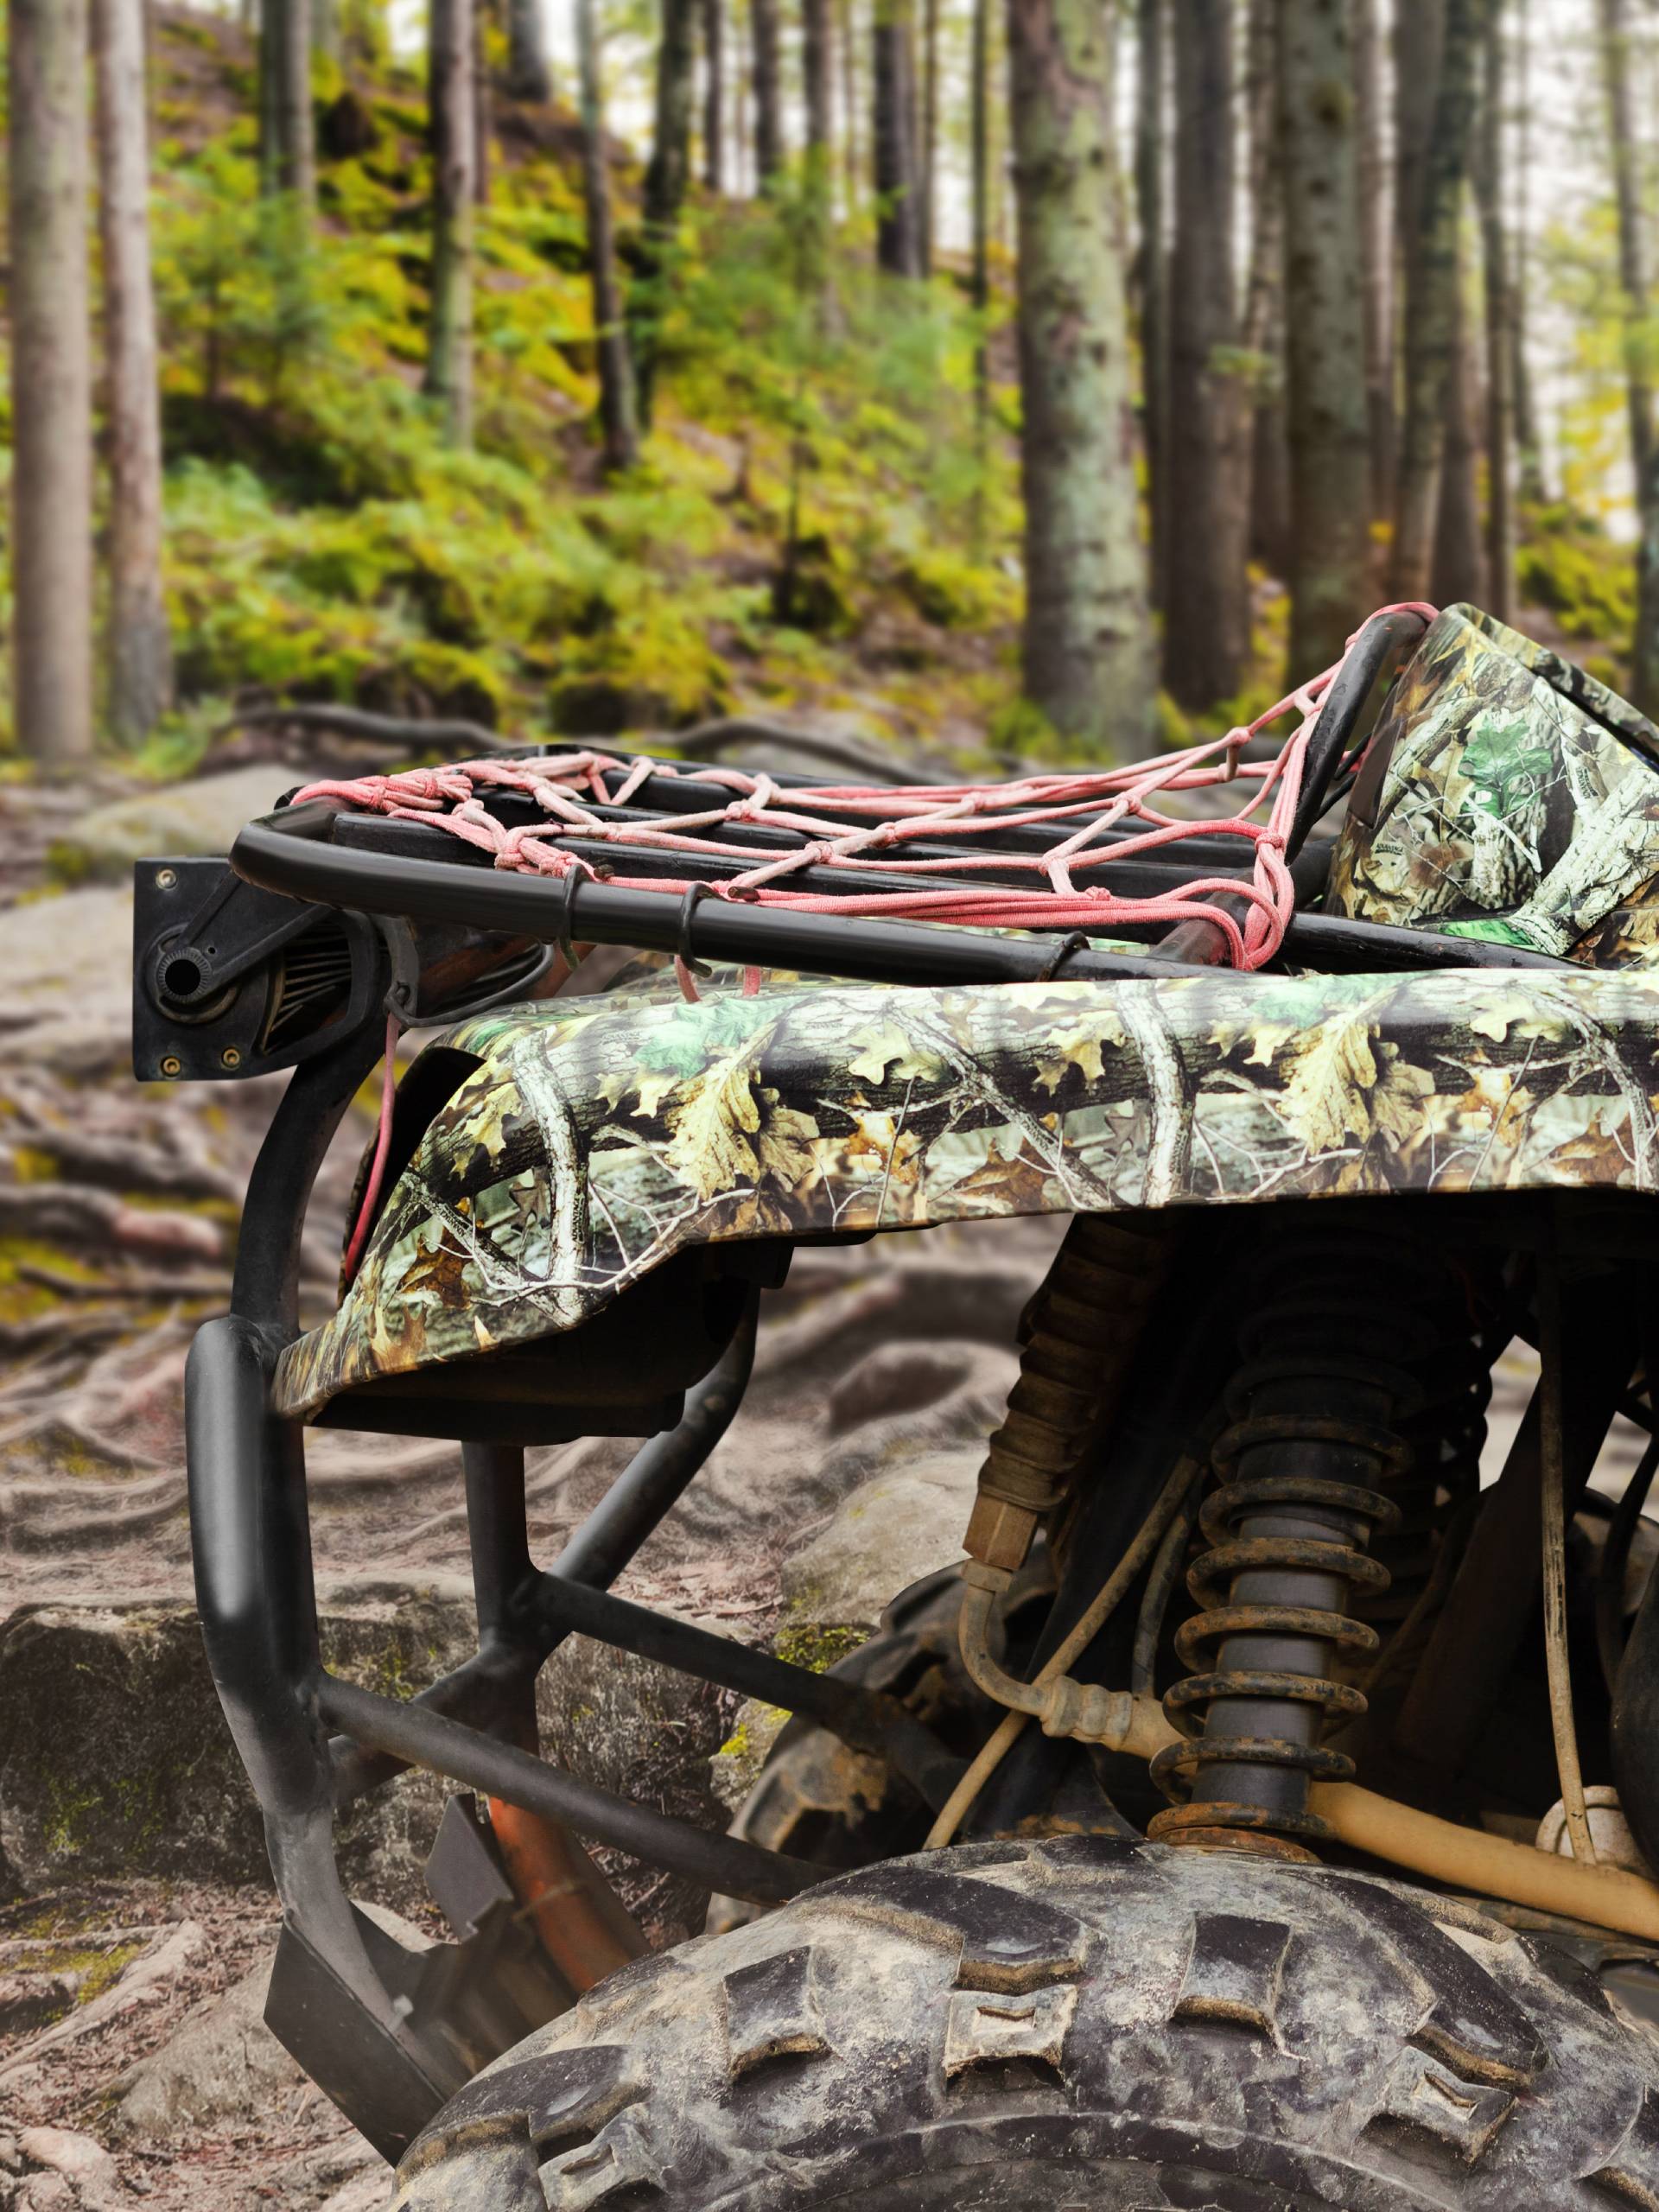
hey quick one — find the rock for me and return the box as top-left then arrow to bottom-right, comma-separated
0,1974 -> 81,2038
15,2130 -> 121,2209
779,1448 -> 978,1636
709,1700 -> 791,1815
316,2171 -> 392,2212
53,766 -> 296,885
115,1958 -> 301,2140
271,2130 -> 384,2206
11,2177 -> 76,2211
0,890 -> 134,1075
0,1589 -> 477,1901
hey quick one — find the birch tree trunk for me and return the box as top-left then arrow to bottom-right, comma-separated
1276,0 -> 1370,672
751,0 -> 783,184
635,0 -> 699,425
93,0 -> 174,747
1352,0 -> 1392,516
9,0 -> 95,766
873,0 -> 921,274
424,0 -> 477,447
505,0 -> 551,100
702,0 -> 724,190
1475,0 -> 1515,622
576,0 -> 639,471
1134,0 -> 1169,607
1007,0 -> 1154,753
1164,0 -> 1249,708
1244,0 -> 1289,577
259,0 -> 316,205
1389,0 -> 1484,601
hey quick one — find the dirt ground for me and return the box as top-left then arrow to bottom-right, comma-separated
0,748 -> 1654,2209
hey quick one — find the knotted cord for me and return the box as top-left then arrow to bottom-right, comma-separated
296,603 -> 1437,980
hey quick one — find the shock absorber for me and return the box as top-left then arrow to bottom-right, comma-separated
1148,1234 -> 1452,1861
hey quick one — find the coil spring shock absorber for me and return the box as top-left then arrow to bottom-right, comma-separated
1148,1236 -> 1451,1861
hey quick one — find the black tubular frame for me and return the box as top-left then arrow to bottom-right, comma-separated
184,606 -> 1592,2158
225,607 -> 1573,985
185,1021 -> 970,2162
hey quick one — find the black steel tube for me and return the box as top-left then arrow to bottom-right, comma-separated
1284,911 -> 1574,972
554,1293 -> 758,1587
512,1572 -> 964,1811
231,805 -> 1221,983
327,1300 -> 761,1808
1287,609 -> 1432,856
317,1674 -> 826,1904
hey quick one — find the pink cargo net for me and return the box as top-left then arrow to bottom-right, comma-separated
296,605 -> 1435,980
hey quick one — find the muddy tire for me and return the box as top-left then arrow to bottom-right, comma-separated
393,1835 -> 1659,2210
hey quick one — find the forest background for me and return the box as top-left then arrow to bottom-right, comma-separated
6,0 -> 1656,785
0,4 -> 1654,2203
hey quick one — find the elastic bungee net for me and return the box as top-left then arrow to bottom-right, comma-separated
313,603 -> 1434,1281
296,602 -> 1438,983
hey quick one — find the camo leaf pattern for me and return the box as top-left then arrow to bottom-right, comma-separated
273,962 -> 1659,1419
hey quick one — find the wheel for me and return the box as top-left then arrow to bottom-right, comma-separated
391,1834 -> 1659,2210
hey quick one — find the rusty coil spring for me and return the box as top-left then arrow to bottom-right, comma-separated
1147,1237 -> 1452,1860
1147,1363 -> 1416,1850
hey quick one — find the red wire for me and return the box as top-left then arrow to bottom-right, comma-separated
341,1012 -> 402,1285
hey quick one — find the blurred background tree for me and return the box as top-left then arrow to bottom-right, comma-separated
3,0 -> 1659,771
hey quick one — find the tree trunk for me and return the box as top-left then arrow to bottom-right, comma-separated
1134,0 -> 1168,606
505,0 -> 550,100
1511,0 -> 1545,500
1475,0 -> 1515,622
313,0 -> 340,65
92,0 -> 174,747
702,0 -> 724,190
1389,0 -> 1484,601
1351,0 -> 1392,516
474,0 -> 493,205
1244,0 -> 1289,578
918,0 -> 938,272
971,0 -> 989,403
576,0 -> 639,470
751,0 -> 783,184
1007,0 -> 1154,753
9,0 -> 95,766
873,0 -> 921,274
635,0 -> 699,424
259,0 -> 316,204
1164,0 -> 1249,709
839,0 -> 860,211
804,0 -> 833,160
1431,270 -> 1487,605
1599,0 -> 1652,492
424,0 -> 477,447
1276,0 -> 1370,672
1603,0 -> 1659,709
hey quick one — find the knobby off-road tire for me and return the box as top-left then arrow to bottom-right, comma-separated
393,1835 -> 1659,2211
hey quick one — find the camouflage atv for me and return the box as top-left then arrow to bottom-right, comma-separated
139,604 -> 1659,2209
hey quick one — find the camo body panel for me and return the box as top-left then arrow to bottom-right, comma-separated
1329,604 -> 1659,963
274,963 -> 1659,1417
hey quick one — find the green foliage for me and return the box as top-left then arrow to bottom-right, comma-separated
1515,501 -> 1637,652
3,10 -> 1031,757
